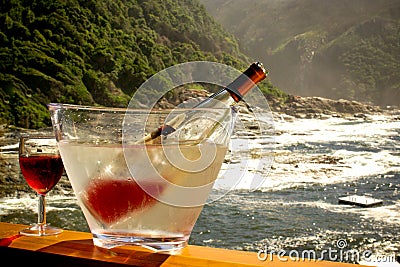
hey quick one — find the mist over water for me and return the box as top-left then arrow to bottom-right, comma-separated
1,113 -> 399,263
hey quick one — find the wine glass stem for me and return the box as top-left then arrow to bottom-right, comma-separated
37,194 -> 46,226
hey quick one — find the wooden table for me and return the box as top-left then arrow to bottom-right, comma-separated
0,222 -> 366,266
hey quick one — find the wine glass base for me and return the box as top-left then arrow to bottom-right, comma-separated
19,224 -> 63,236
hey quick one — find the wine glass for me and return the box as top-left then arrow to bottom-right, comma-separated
18,134 -> 64,236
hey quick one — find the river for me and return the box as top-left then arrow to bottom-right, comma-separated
1,111 -> 399,264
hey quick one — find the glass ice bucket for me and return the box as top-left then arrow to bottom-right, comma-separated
48,103 -> 235,252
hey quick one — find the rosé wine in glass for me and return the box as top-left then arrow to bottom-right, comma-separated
18,135 -> 64,236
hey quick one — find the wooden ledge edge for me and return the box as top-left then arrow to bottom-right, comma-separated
0,222 -> 365,266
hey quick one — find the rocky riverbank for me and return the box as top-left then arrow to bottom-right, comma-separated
269,94 -> 387,119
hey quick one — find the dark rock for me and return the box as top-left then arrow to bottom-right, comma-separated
274,95 -> 383,117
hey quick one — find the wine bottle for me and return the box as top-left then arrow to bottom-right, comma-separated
143,62 -> 268,144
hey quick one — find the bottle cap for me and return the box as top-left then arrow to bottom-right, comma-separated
226,62 -> 268,101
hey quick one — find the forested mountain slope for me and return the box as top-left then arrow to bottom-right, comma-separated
0,0 -> 281,128
201,0 -> 400,106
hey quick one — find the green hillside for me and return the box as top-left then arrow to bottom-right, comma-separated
201,0 -> 400,106
0,0 -> 281,129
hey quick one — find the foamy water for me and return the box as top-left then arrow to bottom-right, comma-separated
195,113 -> 400,262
